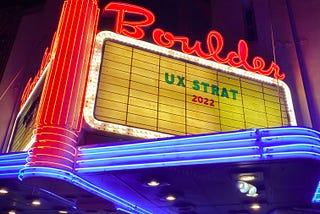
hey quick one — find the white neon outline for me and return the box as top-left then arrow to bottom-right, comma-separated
6,63 -> 51,152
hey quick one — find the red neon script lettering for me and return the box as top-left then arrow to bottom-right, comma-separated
153,29 -> 284,79
103,2 -> 285,80
103,2 -> 155,39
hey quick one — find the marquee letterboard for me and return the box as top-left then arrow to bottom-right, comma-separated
84,31 -> 296,138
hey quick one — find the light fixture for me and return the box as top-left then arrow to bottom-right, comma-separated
247,185 -> 257,196
238,181 -> 258,197
238,181 -> 249,193
31,199 -> 41,206
58,211 -> 68,214
247,193 -> 259,198
246,187 -> 258,197
239,175 -> 255,182
250,203 -> 261,210
0,188 -> 8,194
8,211 -> 16,214
143,178 -> 169,188
147,180 -> 160,187
165,195 -> 176,201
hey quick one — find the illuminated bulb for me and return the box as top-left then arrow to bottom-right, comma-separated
239,175 -> 255,182
58,211 -> 68,214
247,185 -> 257,196
32,199 -> 41,206
147,180 -> 160,187
165,195 -> 176,201
250,203 -> 261,210
0,188 -> 8,194
246,193 -> 259,198
238,181 -> 249,193
8,211 -> 16,214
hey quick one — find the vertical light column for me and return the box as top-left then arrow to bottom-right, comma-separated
30,0 -> 99,170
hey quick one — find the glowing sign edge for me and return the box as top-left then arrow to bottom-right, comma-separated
84,31 -> 297,139
6,62 -> 51,152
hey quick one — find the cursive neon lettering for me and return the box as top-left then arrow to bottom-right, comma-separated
206,30 -> 228,63
103,2 -> 285,80
103,2 -> 155,39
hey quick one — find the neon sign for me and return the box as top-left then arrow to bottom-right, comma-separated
103,2 -> 285,80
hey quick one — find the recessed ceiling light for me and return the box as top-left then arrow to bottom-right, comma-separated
165,195 -> 176,201
58,211 -> 68,214
8,211 -> 16,214
32,199 -> 41,206
147,180 -> 160,187
0,188 -> 8,194
250,203 -> 261,210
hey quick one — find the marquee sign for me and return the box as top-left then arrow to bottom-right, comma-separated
83,31 -> 296,139
9,1 -> 296,153
4,2 -> 319,212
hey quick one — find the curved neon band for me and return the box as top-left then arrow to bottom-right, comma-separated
18,166 -> 152,214
0,127 -> 318,208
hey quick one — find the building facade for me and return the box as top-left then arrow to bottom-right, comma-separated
0,0 -> 319,213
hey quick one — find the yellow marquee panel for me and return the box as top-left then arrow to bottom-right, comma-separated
92,40 -> 291,136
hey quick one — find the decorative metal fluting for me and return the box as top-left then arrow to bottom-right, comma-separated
29,0 -> 99,170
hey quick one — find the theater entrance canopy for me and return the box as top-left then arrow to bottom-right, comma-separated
1,1 -> 319,214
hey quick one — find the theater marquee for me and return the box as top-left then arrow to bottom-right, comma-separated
83,31 -> 296,138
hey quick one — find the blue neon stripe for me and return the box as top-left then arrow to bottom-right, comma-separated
258,126 -> 320,138
76,146 -> 259,166
76,154 -> 261,172
0,126 -> 318,209
74,126 -> 320,205
78,130 -> 256,153
75,133 -> 320,173
77,138 -> 257,159
117,207 -> 139,214
0,152 -> 28,178
0,172 -> 21,178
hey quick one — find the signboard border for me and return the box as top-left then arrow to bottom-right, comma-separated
7,62 -> 51,152
84,31 -> 296,139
